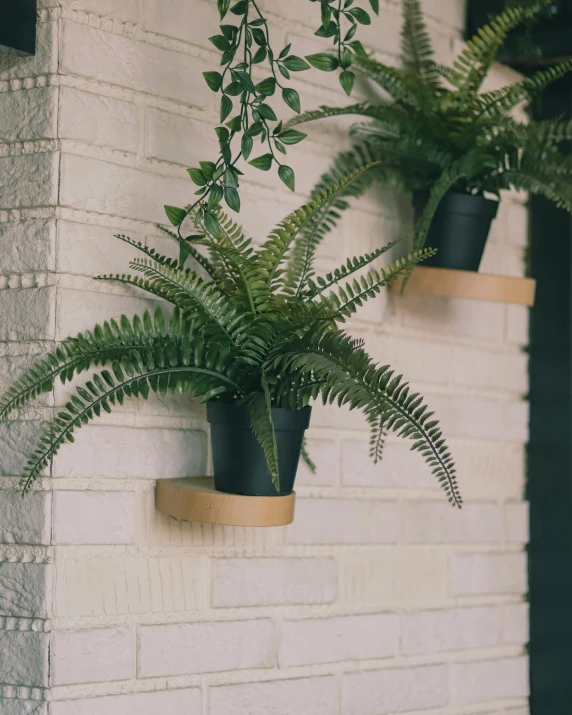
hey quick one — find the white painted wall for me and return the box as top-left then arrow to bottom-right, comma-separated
0,1 -> 530,713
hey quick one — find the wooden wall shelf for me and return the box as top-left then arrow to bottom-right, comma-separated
393,266 -> 536,306
156,477 -> 296,527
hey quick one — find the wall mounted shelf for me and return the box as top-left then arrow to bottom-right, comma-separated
156,477 -> 296,527
393,266 -> 536,306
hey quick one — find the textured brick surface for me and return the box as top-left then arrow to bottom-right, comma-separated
52,491 -> 136,544
50,689 -> 202,715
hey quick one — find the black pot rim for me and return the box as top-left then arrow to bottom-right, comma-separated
207,401 -> 312,431
414,189 -> 499,219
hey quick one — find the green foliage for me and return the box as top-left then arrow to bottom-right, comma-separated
0,166 -> 459,505
288,0 -> 572,252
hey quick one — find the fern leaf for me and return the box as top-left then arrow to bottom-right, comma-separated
244,374 -> 280,491
401,0 -> 438,87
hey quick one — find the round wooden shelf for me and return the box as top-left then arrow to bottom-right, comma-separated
155,477 -> 296,527
393,266 -> 536,306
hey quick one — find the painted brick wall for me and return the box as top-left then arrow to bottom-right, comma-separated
0,1 -> 530,713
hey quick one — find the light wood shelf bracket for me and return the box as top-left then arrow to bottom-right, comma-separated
393,266 -> 536,306
156,477 -> 295,527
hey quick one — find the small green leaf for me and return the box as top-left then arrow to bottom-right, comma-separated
341,47 -> 353,69
248,153 -> 273,171
207,183 -> 223,210
187,167 -> 207,186
279,128 -> 307,145
278,64 -> 290,80
224,165 -> 240,187
237,71 -> 256,93
315,23 -> 337,38
209,34 -> 230,52
225,115 -> 242,132
203,71 -> 223,91
349,39 -> 367,57
252,28 -> 266,46
230,0 -> 248,14
215,126 -> 230,142
321,4 -> 331,28
344,23 -> 357,41
349,7 -> 371,24
282,55 -> 311,71
224,186 -> 241,212
204,211 -> 220,237
258,103 -> 277,121
220,24 -> 237,41
241,133 -> 253,160
220,95 -> 233,122
255,77 -> 276,96
306,53 -> 339,71
252,46 -> 267,64
282,87 -> 301,113
279,43 -> 292,59
224,81 -> 242,96
246,121 -> 264,137
278,164 -> 295,191
164,205 -> 187,226
339,69 -> 355,96
217,0 -> 231,19
274,140 -> 286,154
369,0 -> 379,14
199,161 -> 216,180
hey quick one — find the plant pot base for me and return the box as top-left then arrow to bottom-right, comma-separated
155,477 -> 296,527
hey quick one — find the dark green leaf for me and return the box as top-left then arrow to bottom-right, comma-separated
164,205 -> 186,226
217,0 -> 231,19
339,69 -> 355,96
220,24 -> 237,41
283,56 -> 311,72
279,128 -> 307,145
199,161 -> 216,180
230,0 -> 248,14
306,53 -> 339,71
241,133 -> 253,160
187,167 -> 207,186
348,39 -> 367,57
278,64 -> 290,80
220,95 -> 233,122
252,46 -> 267,64
255,77 -> 276,96
203,71 -> 223,91
252,28 -> 266,46
224,81 -> 242,96
282,87 -> 301,113
204,211 -> 220,237
225,115 -> 242,132
278,164 -> 295,191
274,140 -> 286,154
207,183 -> 223,209
348,7 -> 370,24
369,0 -> 379,14
315,23 -> 337,38
344,23 -> 357,41
237,71 -> 256,93
278,43 -> 292,59
215,126 -> 230,142
224,186 -> 241,212
258,103 -> 277,121
209,34 -> 230,51
341,47 -> 353,68
220,140 -> 232,164
248,153 -> 273,170
321,3 -> 331,28
246,121 -> 264,137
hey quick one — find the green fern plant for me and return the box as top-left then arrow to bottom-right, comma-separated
0,165 -> 461,507
287,0 -> 572,250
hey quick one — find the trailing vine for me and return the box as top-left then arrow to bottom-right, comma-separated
165,0 -> 378,242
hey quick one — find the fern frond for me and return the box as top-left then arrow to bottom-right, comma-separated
352,55 -> 430,108
245,374 -> 280,490
285,102 -> 388,129
401,0 -> 437,87
156,225 -> 215,276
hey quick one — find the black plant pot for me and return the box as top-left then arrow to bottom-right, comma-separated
206,402 -> 312,496
413,190 -> 499,272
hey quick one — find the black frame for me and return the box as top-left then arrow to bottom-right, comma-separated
0,0 -> 37,57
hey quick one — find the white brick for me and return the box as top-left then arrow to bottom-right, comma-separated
59,153 -> 190,223
139,620 -> 275,677
341,439 -> 437,489
212,558 -> 337,608
60,21 -> 211,107
144,0 -> 216,49
403,501 -> 503,543
454,440 -> 525,501
423,394 -> 505,440
423,0 -> 465,28
145,109 -> 218,166
504,603 -> 529,645
50,689 -> 201,715
55,555 -> 205,619
62,0 -> 139,22
280,613 -> 399,667
452,656 -> 529,705
51,627 -> 133,685
52,491 -> 136,545
286,498 -> 399,545
0,219 -> 56,273
0,154 -> 58,209
506,305 -> 529,345
0,563 -> 53,618
452,553 -> 527,596
0,701 -> 47,715
59,87 -> 138,153
342,665 -> 449,714
402,607 -> 501,655
389,336 -> 454,385
453,345 -> 528,393
53,426 -> 207,479
56,221 -> 141,276
209,676 -> 337,715
297,438 -> 338,486
0,632 -> 49,687
0,87 -> 56,142
0,287 -> 55,341
506,502 -> 529,543
504,400 -> 529,442
340,548 -> 449,606
0,490 -> 51,545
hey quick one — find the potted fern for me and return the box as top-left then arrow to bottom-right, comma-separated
288,0 -> 572,272
0,166 -> 461,507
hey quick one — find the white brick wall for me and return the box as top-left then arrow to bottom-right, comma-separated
0,1 -> 530,713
